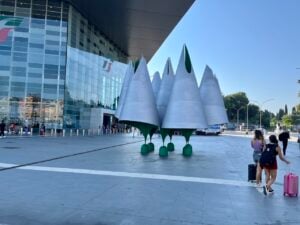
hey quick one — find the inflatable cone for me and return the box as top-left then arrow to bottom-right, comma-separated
199,65 -> 228,125
151,72 -> 161,100
162,45 -> 208,156
115,62 -> 134,119
119,57 -> 160,154
156,59 -> 175,153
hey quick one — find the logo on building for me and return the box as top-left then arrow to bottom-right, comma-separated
0,16 -> 23,43
102,60 -> 112,73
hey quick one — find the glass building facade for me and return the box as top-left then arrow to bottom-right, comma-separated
0,0 -> 127,131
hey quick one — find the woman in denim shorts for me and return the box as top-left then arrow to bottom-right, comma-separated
251,130 -> 265,185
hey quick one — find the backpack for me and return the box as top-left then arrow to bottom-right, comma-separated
259,144 -> 277,167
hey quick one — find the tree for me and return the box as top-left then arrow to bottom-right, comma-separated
284,104 -> 288,115
282,114 -> 293,128
224,92 -> 249,122
276,109 -> 285,120
247,104 -> 259,125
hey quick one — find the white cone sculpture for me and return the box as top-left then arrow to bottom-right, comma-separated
115,62 -> 134,119
156,58 -> 175,123
119,57 -> 160,154
151,72 -> 161,100
156,58 -> 175,155
199,65 -> 228,125
162,45 -> 207,156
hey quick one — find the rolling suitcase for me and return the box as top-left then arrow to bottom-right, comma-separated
248,164 -> 256,182
283,173 -> 298,197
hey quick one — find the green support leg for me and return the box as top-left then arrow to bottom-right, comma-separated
159,146 -> 168,157
182,144 -> 192,157
167,142 -> 175,151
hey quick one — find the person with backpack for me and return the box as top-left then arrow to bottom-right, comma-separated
260,135 -> 290,195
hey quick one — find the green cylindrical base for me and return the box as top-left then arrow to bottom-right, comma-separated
159,146 -> 168,157
167,142 -> 175,151
141,144 -> 149,155
148,142 -> 155,152
182,144 -> 192,157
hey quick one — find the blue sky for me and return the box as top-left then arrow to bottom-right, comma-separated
148,0 -> 300,114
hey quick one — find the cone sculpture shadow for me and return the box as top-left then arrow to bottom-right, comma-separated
115,62 -> 134,119
156,58 -> 175,152
162,45 -> 208,156
199,65 -> 228,125
119,57 -> 160,154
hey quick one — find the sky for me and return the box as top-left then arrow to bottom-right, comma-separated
148,0 -> 300,114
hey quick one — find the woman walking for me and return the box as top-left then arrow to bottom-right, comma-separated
251,130 -> 265,186
260,135 -> 290,195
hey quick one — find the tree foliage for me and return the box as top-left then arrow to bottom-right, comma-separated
282,114 -> 293,128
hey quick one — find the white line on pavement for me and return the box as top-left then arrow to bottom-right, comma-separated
0,162 -> 253,187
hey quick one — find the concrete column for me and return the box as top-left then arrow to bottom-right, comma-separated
70,129 -> 73,136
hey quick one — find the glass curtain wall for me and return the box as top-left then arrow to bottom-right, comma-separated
64,6 -> 127,129
0,0 -> 68,131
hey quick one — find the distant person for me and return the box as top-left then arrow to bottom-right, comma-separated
278,128 -> 290,155
0,120 -> 5,138
260,135 -> 290,195
298,130 -> 300,150
251,130 -> 265,186
40,123 -> 46,136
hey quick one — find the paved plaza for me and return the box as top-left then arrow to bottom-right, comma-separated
0,133 -> 299,225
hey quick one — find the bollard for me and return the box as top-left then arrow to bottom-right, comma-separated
51,129 -> 54,136
20,127 -> 23,136
76,129 -> 79,136
54,129 -> 57,136
70,129 -> 73,136
30,128 -> 33,136
83,129 -> 85,136
63,129 -> 65,137
98,129 -> 100,136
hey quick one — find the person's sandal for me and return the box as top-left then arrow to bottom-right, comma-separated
268,187 -> 274,193
263,186 -> 268,195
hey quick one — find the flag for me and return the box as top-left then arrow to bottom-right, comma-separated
0,16 -> 23,43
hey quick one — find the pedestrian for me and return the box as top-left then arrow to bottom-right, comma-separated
251,129 -> 265,186
260,135 -> 290,195
278,128 -> 290,155
297,130 -> 300,151
0,120 -> 5,138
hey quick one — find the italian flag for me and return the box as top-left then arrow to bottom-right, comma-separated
0,16 -> 23,43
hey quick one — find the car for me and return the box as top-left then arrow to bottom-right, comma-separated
196,125 -> 222,136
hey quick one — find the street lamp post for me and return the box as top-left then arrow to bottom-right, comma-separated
246,103 -> 250,134
259,99 -> 274,128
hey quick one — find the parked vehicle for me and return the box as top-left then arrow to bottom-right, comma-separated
196,125 -> 222,136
